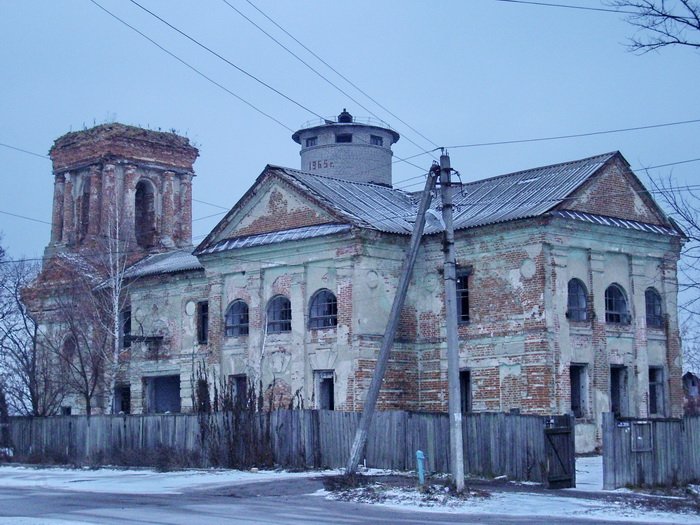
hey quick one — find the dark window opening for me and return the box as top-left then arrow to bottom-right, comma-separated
229,374 -> 248,409
315,370 -> 334,410
610,366 -> 628,417
309,289 -> 338,329
335,133 -> 352,143
460,370 -> 472,413
645,288 -> 663,328
605,284 -> 630,324
370,135 -> 383,146
79,180 -> 91,240
649,367 -> 665,416
456,266 -> 472,324
225,300 -> 249,337
113,385 -> 131,414
305,136 -> 317,147
570,364 -> 587,418
135,180 -> 156,248
144,375 -> 181,413
121,309 -> 131,348
60,406 -> 72,416
567,279 -> 589,322
267,296 -> 291,333
197,301 -> 209,344
196,379 -> 211,413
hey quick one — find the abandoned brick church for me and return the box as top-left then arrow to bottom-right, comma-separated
29,112 -> 684,452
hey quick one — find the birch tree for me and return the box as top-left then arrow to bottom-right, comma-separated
0,257 -> 64,416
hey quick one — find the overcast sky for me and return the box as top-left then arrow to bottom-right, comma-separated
1,0 -> 699,260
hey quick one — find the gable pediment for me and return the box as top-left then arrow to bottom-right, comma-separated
195,169 -> 346,253
558,154 -> 669,226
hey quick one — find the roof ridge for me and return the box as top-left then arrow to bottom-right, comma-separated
460,151 -> 618,188
268,165 -> 416,196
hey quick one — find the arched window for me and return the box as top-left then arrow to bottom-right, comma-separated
267,295 -> 291,333
645,288 -> 663,328
135,180 -> 156,248
61,336 -> 76,372
605,284 -> 630,324
225,300 -> 249,337
567,279 -> 588,322
309,289 -> 338,329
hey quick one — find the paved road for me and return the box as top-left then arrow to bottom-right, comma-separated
0,477 -> 682,525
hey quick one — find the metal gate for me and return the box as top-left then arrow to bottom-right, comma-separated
544,415 -> 576,488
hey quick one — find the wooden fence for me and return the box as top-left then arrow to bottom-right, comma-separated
8,410 -> 558,482
602,413 -> 700,488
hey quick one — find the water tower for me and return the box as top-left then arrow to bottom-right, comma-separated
292,109 -> 400,187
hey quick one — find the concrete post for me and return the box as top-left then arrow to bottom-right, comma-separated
439,153 -> 465,492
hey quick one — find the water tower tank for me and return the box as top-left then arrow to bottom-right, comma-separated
292,109 -> 400,187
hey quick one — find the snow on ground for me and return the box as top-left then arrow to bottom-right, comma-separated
344,488 -> 700,524
1,458 -> 698,524
0,465 -> 319,494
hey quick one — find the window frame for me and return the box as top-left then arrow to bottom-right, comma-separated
645,288 -> 664,329
121,309 -> 132,348
370,134 -> 383,146
605,284 -> 630,325
305,136 -> 318,147
335,133 -> 352,143
456,266 -> 472,324
224,299 -> 249,337
566,278 -> 589,322
308,289 -> 338,329
267,295 -> 292,334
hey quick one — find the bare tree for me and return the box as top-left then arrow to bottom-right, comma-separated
0,257 -> 64,416
647,173 -> 700,373
610,1 -> 700,52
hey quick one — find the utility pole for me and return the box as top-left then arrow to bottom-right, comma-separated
346,165 -> 439,475
439,151 -> 465,492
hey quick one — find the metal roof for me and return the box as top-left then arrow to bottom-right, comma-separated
444,152 -> 617,233
274,152 -> 619,235
197,223 -> 352,255
549,210 -> 681,237
123,248 -> 203,279
277,167 -> 417,233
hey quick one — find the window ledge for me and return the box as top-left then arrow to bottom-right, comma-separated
568,322 -> 592,335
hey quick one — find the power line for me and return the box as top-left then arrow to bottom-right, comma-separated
0,142 -> 49,160
89,0 -> 295,132
446,118 -> 700,150
244,0 -> 440,150
493,0 -> 634,15
127,0 -> 325,121
223,0 -> 439,156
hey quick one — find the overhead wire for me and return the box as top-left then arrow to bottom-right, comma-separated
127,0 -> 324,121
243,0 -> 440,150
221,0 -> 439,158
88,0 -> 295,132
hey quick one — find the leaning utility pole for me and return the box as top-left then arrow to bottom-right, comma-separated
346,164 -> 439,475
440,151 -> 465,491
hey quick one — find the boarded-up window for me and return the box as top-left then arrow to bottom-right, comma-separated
144,375 -> 180,413
570,364 -> 588,418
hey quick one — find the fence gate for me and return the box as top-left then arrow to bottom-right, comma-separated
543,415 -> 575,488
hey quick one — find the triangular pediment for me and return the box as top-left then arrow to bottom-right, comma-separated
557,153 -> 670,226
195,167 -> 348,254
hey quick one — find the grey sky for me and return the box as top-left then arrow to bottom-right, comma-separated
1,0 -> 698,260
